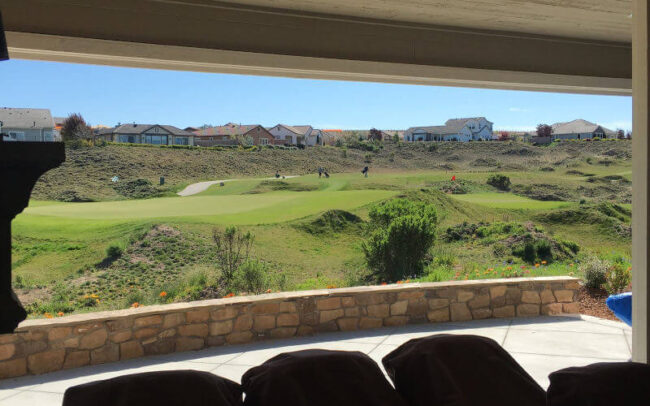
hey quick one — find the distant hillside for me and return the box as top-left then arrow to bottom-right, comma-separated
31,140 -> 631,201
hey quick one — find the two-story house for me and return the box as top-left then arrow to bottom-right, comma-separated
404,117 -> 494,142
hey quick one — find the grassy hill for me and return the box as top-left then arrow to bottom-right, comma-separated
31,139 -> 631,202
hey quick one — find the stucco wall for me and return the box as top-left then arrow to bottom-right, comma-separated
0,277 -> 580,379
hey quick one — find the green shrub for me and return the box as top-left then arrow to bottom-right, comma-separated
535,239 -> 552,260
232,260 -> 270,294
364,153 -> 372,163
433,249 -> 456,268
368,198 -> 437,229
604,262 -> 631,294
106,245 -> 123,259
486,174 -> 511,190
492,242 -> 508,257
580,256 -> 609,289
363,199 -> 438,282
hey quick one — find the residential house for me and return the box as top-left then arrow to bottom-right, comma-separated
0,107 -> 58,142
268,124 -> 315,145
550,119 -> 614,140
194,123 -> 275,146
95,124 -> 195,146
404,117 -> 493,142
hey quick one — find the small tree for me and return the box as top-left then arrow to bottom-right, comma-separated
626,131 -> 632,140
213,226 -> 254,283
616,129 -> 625,139
487,174 -> 511,191
536,124 -> 553,138
363,199 -> 438,282
61,113 -> 92,142
392,133 -> 400,143
368,128 -> 383,141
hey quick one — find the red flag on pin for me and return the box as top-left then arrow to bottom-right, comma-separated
451,175 -> 456,181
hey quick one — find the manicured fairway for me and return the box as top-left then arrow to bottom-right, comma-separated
449,192 -> 571,210
21,190 -> 397,224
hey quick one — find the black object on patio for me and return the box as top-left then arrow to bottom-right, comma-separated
62,370 -> 243,406
241,349 -> 408,406
382,334 -> 546,406
547,362 -> 650,406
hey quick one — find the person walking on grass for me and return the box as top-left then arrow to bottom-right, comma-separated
361,166 -> 369,178
318,167 -> 323,178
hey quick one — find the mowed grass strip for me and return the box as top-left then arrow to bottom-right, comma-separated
21,190 -> 398,224
449,192 -> 572,210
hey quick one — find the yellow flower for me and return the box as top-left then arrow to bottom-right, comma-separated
541,260 -> 547,265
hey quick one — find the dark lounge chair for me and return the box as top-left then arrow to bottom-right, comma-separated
62,369 -> 243,406
547,362 -> 650,406
241,349 -> 408,406
382,334 -> 546,406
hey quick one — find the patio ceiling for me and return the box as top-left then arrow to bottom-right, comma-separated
0,0 -> 632,94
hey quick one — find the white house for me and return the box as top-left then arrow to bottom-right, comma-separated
0,107 -> 58,142
404,117 -> 493,142
268,124 -> 316,145
550,119 -> 615,140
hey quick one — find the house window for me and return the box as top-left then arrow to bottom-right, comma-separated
119,135 -> 136,143
260,138 -> 269,145
174,137 -> 189,145
6,131 -> 25,141
144,135 -> 168,145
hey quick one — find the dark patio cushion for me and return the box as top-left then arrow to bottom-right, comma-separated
382,334 -> 546,406
547,362 -> 650,406
241,349 -> 407,406
62,369 -> 243,406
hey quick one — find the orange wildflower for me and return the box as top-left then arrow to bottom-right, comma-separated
131,302 -> 140,308
535,263 -> 540,268
380,282 -> 387,285
57,312 -> 64,317
225,293 -> 235,298
265,289 -> 272,293
159,291 -> 167,298
326,285 -> 337,289
405,279 -> 411,283
44,312 -> 53,319
541,260 -> 547,265
396,280 -> 403,284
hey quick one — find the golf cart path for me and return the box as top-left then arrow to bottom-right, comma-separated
177,175 -> 299,196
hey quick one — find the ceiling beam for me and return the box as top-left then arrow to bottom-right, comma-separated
0,0 -> 632,95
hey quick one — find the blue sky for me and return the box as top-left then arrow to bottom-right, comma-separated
0,59 -> 632,131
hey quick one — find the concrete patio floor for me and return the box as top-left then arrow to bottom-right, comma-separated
0,314 -> 632,405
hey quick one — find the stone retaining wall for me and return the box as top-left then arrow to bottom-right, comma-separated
0,276 -> 580,379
